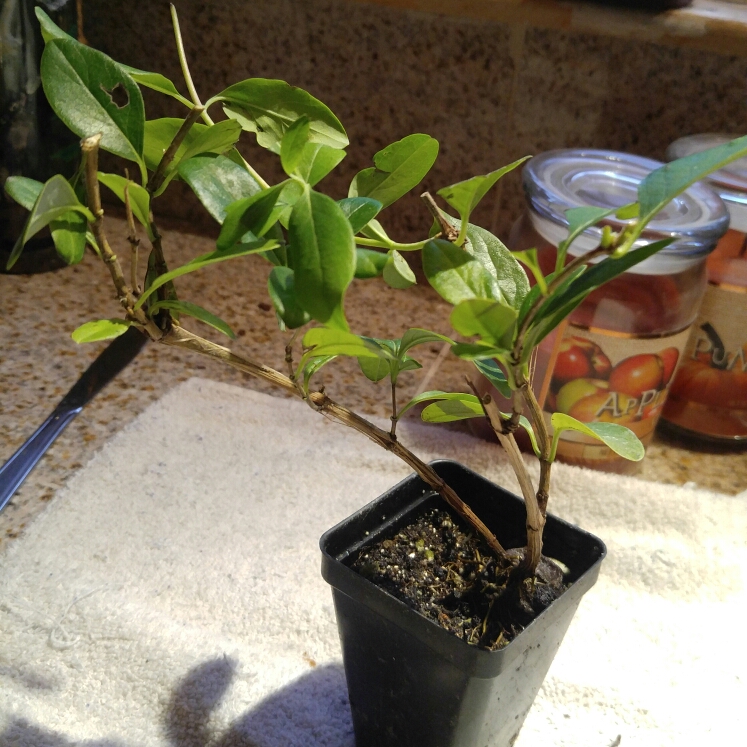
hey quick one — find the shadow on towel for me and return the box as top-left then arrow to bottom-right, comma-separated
0,658 -> 353,747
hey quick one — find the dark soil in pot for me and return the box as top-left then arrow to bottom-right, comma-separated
350,505 -> 566,650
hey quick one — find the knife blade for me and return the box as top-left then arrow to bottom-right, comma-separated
0,326 -> 148,513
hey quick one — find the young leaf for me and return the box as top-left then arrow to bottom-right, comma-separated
302,328 -> 383,359
354,248 -> 388,279
638,134 -> 747,222
349,134 -> 439,209
383,250 -> 416,289
72,319 -> 131,343
450,299 -> 517,347
215,78 -> 348,153
358,356 -> 392,382
556,205 -> 621,270
338,197 -> 383,234
550,413 -> 644,462
437,157 -> 529,224
302,355 -> 337,393
178,154 -> 262,223
49,212 -> 87,265
398,357 -> 422,374
360,218 -> 392,245
97,173 -> 152,238
451,342 -> 509,360
421,394 -> 484,423
288,187 -> 356,331
423,238 -> 503,305
267,266 -> 311,329
280,116 -> 311,175
473,358 -> 511,399
397,390 -> 448,418
4,176 -> 43,210
399,328 -> 454,357
294,143 -> 346,186
36,6 -> 71,42
217,183 -> 286,250
149,300 -> 236,339
41,39 -> 145,165
512,248 -> 547,295
135,238 -> 278,310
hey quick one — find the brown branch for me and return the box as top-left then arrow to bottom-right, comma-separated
160,325 -> 507,560
390,380 -> 398,438
80,134 -> 161,340
420,192 -> 458,241
123,177 -> 141,294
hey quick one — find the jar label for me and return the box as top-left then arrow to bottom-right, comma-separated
662,284 -> 747,438
542,324 -> 692,464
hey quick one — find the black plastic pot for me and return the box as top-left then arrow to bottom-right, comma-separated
320,460 -> 606,747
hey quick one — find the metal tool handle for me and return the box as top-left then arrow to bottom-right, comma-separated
0,406 -> 82,513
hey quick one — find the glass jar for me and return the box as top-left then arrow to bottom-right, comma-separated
660,134 -> 747,444
507,149 -> 729,473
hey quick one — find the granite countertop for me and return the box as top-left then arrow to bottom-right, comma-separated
1,218 -> 745,549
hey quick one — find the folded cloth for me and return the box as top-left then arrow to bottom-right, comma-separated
1,378 -> 744,746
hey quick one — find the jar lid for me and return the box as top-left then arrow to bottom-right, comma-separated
523,149 -> 729,272
666,134 -> 747,232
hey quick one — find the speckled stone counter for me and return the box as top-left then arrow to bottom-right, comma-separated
1,219 -> 745,551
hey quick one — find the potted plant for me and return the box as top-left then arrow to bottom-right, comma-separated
5,6 -> 747,746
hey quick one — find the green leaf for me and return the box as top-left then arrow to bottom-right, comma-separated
149,300 -> 236,338
6,175 -> 93,269
512,248 -> 547,295
437,157 -> 529,224
473,358 -> 511,399
421,394 -> 484,423
349,134 -> 439,209
450,299 -> 517,347
4,176 -> 43,210
178,154 -> 262,223
399,328 -> 453,356
423,238 -> 502,305
41,38 -> 145,165
215,78 -> 348,153
638,134 -> 747,222
354,248 -> 388,279
557,205 -> 620,270
338,197 -> 383,234
280,116 -> 311,175
50,212 -> 87,264
302,355 -> 337,393
97,172 -> 152,237
217,183 -> 286,250
398,357 -> 422,373
397,390 -> 448,418
463,222 -> 529,308
519,416 -> 540,457
383,250 -> 416,289
267,266 -> 311,329
36,7 -> 71,42
360,218 -> 391,245
71,319 -> 131,343
294,143 -> 346,186
134,237 -> 277,310
615,203 -> 639,220
119,65 -> 192,106
358,356 -> 392,382
451,342 -> 509,360
302,328 -> 383,359
288,187 -> 356,331
550,413 -> 644,462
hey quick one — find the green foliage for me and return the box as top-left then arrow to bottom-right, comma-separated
349,134 -> 439,209
267,267 -> 311,329
354,248 -> 388,279
217,183 -> 286,250
72,319 -> 131,343
148,300 -> 236,339
213,78 -> 348,153
550,414 -> 644,462
97,173 -> 152,238
421,394 -> 484,422
383,250 -> 416,289
288,187 -> 356,331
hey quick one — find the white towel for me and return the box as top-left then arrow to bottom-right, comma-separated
1,378 -> 744,747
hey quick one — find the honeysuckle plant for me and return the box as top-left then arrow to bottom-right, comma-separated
6,5 -> 747,584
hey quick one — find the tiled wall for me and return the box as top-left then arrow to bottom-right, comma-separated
84,0 -> 747,241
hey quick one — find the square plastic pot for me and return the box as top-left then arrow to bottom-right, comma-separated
320,460 -> 606,747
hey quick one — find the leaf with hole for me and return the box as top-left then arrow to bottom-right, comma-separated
215,78 -> 348,153
268,266 -> 311,329
551,413 -> 644,462
72,319 -> 131,343
178,154 -> 262,223
349,134 -> 438,209
41,39 -> 145,167
288,187 -> 356,331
